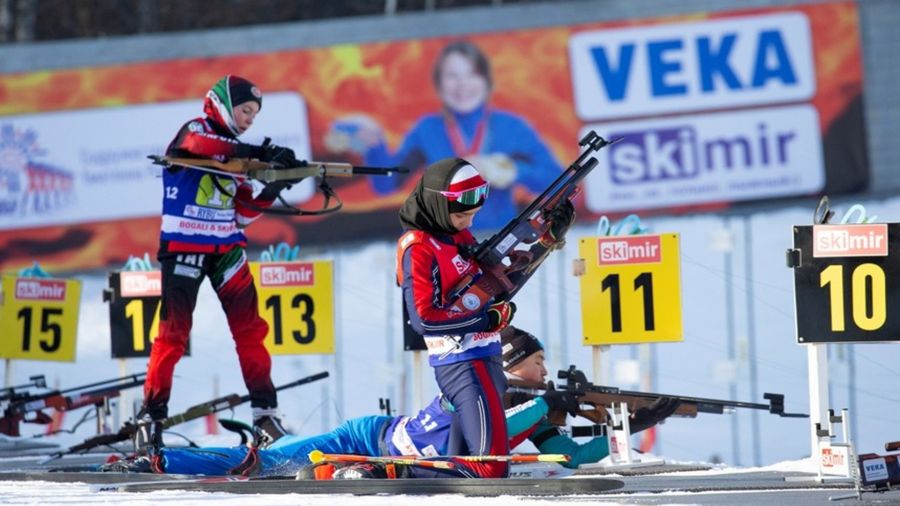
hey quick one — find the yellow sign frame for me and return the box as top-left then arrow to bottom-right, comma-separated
578,234 -> 682,345
0,275 -> 82,361
250,260 -> 335,355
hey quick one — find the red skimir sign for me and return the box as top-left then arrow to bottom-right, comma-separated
813,224 -> 888,258
259,263 -> 315,287
120,271 -> 162,297
597,236 -> 662,265
15,279 -> 66,301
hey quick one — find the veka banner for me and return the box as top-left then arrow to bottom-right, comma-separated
0,1 -> 866,272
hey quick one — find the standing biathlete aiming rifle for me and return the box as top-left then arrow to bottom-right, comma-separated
137,74 -> 402,471
138,76 -> 295,472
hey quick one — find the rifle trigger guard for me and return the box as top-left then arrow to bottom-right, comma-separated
506,250 -> 533,273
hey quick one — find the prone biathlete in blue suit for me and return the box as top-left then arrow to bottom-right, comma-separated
107,327 -> 675,478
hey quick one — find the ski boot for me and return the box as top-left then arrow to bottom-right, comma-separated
251,408 -> 288,448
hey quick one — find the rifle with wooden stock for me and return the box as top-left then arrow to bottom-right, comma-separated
509,365 -> 807,427
149,154 -> 406,216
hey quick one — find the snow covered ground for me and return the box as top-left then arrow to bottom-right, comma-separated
0,457 -> 800,506
2,194 -> 900,471
0,457 -> 871,506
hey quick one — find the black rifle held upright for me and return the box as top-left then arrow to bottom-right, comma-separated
444,130 -> 618,312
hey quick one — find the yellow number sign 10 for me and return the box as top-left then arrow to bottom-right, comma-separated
578,234 -> 683,345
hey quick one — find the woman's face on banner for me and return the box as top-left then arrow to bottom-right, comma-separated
437,52 -> 490,114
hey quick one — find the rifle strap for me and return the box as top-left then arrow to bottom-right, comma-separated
531,426 -> 564,447
570,424 -> 608,438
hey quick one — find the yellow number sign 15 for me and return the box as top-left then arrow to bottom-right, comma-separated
578,234 -> 683,345
250,261 -> 335,355
0,275 -> 81,361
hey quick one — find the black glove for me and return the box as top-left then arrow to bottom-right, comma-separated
540,389 -> 581,417
540,199 -> 576,246
486,300 -> 516,332
629,397 -> 680,434
257,181 -> 293,202
262,145 -> 300,168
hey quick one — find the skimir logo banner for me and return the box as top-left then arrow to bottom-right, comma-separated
15,279 -> 66,301
568,12 -> 815,120
260,262 -> 315,287
582,105 -> 823,212
598,236 -> 662,265
813,224 -> 888,258
119,271 -> 162,297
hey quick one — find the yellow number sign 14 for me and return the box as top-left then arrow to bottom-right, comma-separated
578,234 -> 683,345
0,275 -> 81,361
250,261 -> 335,355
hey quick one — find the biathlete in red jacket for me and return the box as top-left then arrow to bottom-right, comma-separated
138,75 -> 296,465
395,158 -> 517,478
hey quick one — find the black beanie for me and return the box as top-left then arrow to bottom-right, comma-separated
229,76 -> 262,110
501,327 -> 544,369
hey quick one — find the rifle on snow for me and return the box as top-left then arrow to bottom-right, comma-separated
509,365 -> 807,427
149,155 -> 407,216
0,374 -> 146,437
445,131 -> 619,312
41,371 -> 329,463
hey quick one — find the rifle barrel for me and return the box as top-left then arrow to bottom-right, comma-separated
58,373 -> 146,396
474,131 -> 612,261
351,165 -> 408,175
5,375 -> 146,416
236,371 -> 330,404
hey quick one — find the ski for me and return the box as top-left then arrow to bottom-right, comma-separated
308,450 -> 570,468
0,470 -> 204,485
92,475 -> 624,495
308,449 -> 455,470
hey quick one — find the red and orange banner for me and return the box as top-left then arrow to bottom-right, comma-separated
0,1 -> 865,272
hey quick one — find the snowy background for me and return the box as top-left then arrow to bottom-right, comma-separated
2,194 -> 899,468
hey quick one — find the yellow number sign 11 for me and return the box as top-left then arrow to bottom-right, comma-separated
0,275 -> 81,361
578,234 -> 683,345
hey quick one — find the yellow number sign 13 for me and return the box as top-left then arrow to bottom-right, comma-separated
578,234 -> 683,345
0,275 -> 81,361
250,261 -> 335,355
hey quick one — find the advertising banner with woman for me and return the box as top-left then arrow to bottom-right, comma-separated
0,1 -> 865,272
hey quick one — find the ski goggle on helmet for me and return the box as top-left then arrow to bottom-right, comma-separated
427,163 -> 490,207
433,183 -> 490,205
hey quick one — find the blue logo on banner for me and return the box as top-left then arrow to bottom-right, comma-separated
590,30 -> 798,101
607,123 -> 798,184
0,124 -> 75,218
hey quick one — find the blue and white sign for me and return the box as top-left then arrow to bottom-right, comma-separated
569,12 -> 816,121
582,104 -> 823,213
